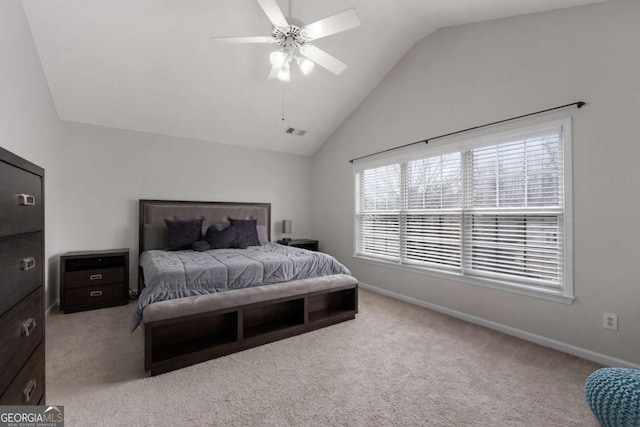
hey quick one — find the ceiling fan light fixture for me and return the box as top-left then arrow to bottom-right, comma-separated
277,64 -> 291,82
269,50 -> 287,67
298,57 -> 314,75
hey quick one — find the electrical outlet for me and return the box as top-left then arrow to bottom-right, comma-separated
603,313 -> 618,331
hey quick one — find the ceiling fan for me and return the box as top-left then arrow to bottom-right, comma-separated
211,0 -> 361,81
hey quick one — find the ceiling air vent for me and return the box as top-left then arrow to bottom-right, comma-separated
285,127 -> 307,136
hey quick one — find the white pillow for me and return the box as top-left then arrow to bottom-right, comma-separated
256,225 -> 269,245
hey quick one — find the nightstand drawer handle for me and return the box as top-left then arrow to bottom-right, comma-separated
90,274 -> 103,280
23,379 -> 37,403
22,318 -> 37,337
21,257 -> 36,271
90,291 -> 103,297
18,194 -> 36,206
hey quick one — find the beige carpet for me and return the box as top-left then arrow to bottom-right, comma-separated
46,289 -> 600,426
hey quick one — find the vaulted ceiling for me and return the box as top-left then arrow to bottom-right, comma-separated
22,0 -> 608,156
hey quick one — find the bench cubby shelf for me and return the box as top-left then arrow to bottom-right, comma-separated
145,284 -> 357,376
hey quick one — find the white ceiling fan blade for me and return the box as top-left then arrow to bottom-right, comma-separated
210,36 -> 275,44
268,65 -> 280,79
300,45 -> 347,75
302,8 -> 361,41
256,0 -> 289,28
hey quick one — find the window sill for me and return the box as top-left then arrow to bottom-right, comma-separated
352,255 -> 575,305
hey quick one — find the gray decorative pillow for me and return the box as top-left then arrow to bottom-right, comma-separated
204,225 -> 238,249
229,218 -> 260,246
164,217 -> 204,251
230,239 -> 248,249
192,240 -> 212,252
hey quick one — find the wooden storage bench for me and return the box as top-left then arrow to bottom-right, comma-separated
143,274 -> 358,375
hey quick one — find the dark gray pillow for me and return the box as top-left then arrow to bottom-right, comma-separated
164,217 -> 204,251
230,239 -> 248,249
228,218 -> 260,246
192,240 -> 212,252
204,225 -> 237,249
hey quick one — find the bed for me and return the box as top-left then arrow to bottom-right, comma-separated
137,199 -> 358,375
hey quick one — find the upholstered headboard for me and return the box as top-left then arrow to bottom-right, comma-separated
138,200 -> 271,256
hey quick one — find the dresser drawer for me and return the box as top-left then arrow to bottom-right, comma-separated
0,343 -> 43,405
66,267 -> 125,289
0,161 -> 43,238
0,233 -> 42,316
66,283 -> 126,307
0,289 -> 42,395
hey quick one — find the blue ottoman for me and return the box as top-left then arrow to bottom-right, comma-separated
585,368 -> 640,427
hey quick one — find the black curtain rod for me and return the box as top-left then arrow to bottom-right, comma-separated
348,101 -> 586,164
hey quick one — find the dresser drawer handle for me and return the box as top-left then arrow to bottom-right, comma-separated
90,291 -> 103,297
23,379 -> 37,403
21,257 -> 36,271
89,274 -> 103,280
22,318 -> 37,337
18,194 -> 36,206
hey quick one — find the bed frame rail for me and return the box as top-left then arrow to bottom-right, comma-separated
145,283 -> 357,375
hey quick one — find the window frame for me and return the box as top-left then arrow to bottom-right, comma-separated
353,118 -> 574,303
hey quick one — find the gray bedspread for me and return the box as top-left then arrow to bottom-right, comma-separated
131,243 -> 350,330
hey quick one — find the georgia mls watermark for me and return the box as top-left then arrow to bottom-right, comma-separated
0,406 -> 63,427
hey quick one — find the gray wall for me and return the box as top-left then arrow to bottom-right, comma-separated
0,1 -> 63,309
59,122 -> 313,288
1,1 -> 314,306
311,0 -> 640,365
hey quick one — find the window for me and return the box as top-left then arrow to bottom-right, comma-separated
354,119 -> 573,300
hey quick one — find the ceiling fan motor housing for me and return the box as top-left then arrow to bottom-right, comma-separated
272,24 -> 309,48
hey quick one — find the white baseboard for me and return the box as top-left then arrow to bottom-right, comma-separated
359,282 -> 640,370
46,300 -> 59,316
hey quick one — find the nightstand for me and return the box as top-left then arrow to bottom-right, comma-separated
277,239 -> 319,252
60,249 -> 129,313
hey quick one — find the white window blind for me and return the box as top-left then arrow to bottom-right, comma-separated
357,164 -> 401,260
464,131 -> 564,288
354,119 -> 571,297
404,153 -> 462,270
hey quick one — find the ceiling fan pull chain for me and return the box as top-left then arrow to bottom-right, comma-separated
281,82 -> 285,121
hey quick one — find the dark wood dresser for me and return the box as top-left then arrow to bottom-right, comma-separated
60,249 -> 129,313
0,147 -> 45,405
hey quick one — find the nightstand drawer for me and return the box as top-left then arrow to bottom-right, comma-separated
0,343 -> 43,405
294,242 -> 317,251
0,161 -> 43,239
277,239 -> 319,252
66,283 -> 125,307
0,289 -> 42,396
0,233 -> 42,315
65,267 -> 125,289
